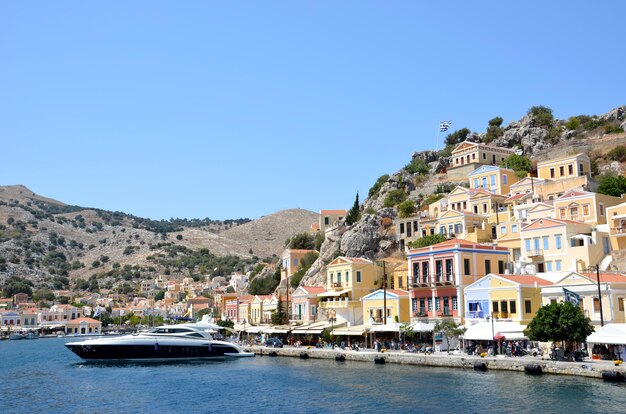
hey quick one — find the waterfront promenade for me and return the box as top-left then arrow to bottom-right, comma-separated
252,345 -> 626,380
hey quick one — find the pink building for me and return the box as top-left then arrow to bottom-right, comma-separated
291,286 -> 326,323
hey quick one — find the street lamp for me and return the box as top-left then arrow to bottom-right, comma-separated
588,265 -> 604,327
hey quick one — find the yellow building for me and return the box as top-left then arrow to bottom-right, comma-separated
362,289 -> 411,324
319,209 -> 347,232
520,218 -> 610,273
392,262 -> 409,291
508,175 -> 591,202
541,271 -> 626,326
464,274 -> 552,324
537,153 -> 591,180
237,295 -> 253,324
436,210 -> 491,242
65,317 -> 102,335
553,189 -> 622,225
249,295 -> 272,325
318,257 -> 381,326
469,165 -> 519,196
607,201 -> 626,250
495,219 -> 522,262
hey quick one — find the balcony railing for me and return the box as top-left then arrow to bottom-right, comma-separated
466,311 -> 485,319
435,273 -> 454,285
492,312 -> 509,319
611,227 -> 626,236
526,249 -> 543,257
320,298 -> 360,309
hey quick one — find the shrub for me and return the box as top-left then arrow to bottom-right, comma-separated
383,189 -> 408,207
564,116 -> 580,130
528,106 -> 554,127
606,145 -> 626,162
597,174 -> 626,197
404,158 -> 429,175
285,232 -> 315,250
437,144 -> 454,158
397,200 -> 416,218
488,117 -> 503,127
605,124 -> 624,135
422,193 -> 445,206
503,154 -> 532,173
547,126 -> 563,144
407,234 -> 448,248
368,174 -> 390,198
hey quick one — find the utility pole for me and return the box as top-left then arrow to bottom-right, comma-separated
383,261 -> 387,325
595,265 -> 604,327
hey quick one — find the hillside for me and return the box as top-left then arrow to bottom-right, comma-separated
0,185 -> 317,290
298,105 -> 626,287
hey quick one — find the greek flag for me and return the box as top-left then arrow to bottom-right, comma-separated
93,306 -> 101,317
563,288 -> 580,306
439,120 -> 452,132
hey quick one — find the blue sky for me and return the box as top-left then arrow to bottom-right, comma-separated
2,2 -> 625,220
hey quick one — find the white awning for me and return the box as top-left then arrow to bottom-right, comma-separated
463,321 -> 527,341
369,323 -> 402,333
332,325 -> 369,336
264,326 -> 291,334
587,323 -> 626,345
410,321 -> 435,332
292,321 -> 338,334
318,289 -> 351,298
244,326 -> 265,334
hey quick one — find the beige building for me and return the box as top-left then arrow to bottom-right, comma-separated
553,189 -> 622,226
395,215 -> 420,251
537,153 -> 591,181
281,249 -> 317,279
607,201 -> 626,250
362,289 -> 411,324
447,141 -> 516,179
319,209 -> 347,232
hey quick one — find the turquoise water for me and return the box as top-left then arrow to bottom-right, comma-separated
1,338 -> 625,413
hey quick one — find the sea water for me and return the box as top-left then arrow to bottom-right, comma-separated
1,338 -> 625,413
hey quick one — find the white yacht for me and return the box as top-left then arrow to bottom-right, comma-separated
65,316 -> 253,360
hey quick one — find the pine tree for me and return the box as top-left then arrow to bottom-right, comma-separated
345,192 -> 361,225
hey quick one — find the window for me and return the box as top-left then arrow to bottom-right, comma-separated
583,204 -> 590,216
398,277 -> 403,288
593,298 -> 600,312
525,300 -> 532,314
330,273 -> 334,284
345,271 -> 349,283
436,260 -> 443,279
311,305 -> 316,316
533,237 -> 540,251
546,261 -> 552,272
492,301 -> 499,313
500,225 -> 507,236
600,203 -> 605,216
356,271 -> 362,283
555,260 -> 562,271
324,217 -> 329,225
555,235 -> 562,250
511,224 -> 518,233
452,297 -> 458,310
483,153 -> 487,160
428,298 -> 433,311
510,301 -> 517,314
579,163 -> 585,175
619,298 -> 624,312
500,301 -> 508,313
559,165 -> 565,177
490,175 -> 496,187
474,205 -> 479,214
407,226 -> 412,237
498,260 -> 504,274
503,174 -> 508,185
422,262 -> 429,283
482,177 -> 487,188
440,226 -> 446,235
568,164 -> 574,175
413,221 -> 418,232
337,271 -> 342,284
543,236 -> 549,250
483,203 -> 488,214
473,178 -> 479,189
419,298 -> 425,312
550,168 -> 555,178
435,297 -> 441,311
559,208 -> 566,219
485,260 -> 491,274
525,239 -> 531,252
464,258 -> 471,276
445,259 -> 453,280
400,223 -> 405,234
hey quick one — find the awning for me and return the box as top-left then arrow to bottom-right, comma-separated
292,321 -> 338,334
332,325 -> 369,336
369,323 -> 403,333
587,323 -> 626,345
318,289 -> 352,298
244,326 -> 265,334
264,326 -> 291,334
463,321 -> 527,341
410,321 -> 435,332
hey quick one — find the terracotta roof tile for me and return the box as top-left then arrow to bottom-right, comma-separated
320,210 -> 347,215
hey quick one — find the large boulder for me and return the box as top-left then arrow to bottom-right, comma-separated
340,214 -> 382,259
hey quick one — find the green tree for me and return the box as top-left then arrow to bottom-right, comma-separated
127,314 -> 142,326
488,116 -> 503,127
502,153 -> 532,173
597,174 -> 626,197
154,290 -> 166,301
285,232 -> 315,250
397,199 -> 416,218
345,192 -> 361,225
216,319 -> 235,329
314,232 -> 325,251
528,105 -> 554,127
434,319 -> 466,354
400,322 -> 415,343
524,301 -> 594,344
404,158 -> 429,175
444,128 -> 471,146
383,189 -> 408,208
271,298 -> 287,324
407,234 -> 448,248
1,276 -> 34,297
32,289 -> 55,303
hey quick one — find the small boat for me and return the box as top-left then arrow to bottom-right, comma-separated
9,332 -> 25,340
65,316 -> 253,360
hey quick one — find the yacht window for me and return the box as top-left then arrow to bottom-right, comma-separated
187,332 -> 204,338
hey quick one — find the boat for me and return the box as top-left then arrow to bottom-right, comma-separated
65,316 -> 253,360
9,332 -> 25,340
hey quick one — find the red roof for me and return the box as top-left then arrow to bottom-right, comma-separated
320,210 -> 347,215
580,272 -> 626,283
68,317 -> 101,324
301,286 -> 327,294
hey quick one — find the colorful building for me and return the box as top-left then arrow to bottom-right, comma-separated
469,165 -> 519,196
291,286 -> 325,323
319,209 -> 347,232
607,201 -> 626,250
362,289 -> 411,324
281,248 -> 317,279
536,153 -> 591,181
407,239 -> 510,322
553,189 -> 622,226
65,317 -> 102,335
447,141 -> 516,179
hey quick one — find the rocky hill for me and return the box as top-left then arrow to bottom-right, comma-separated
298,105 -> 626,288
0,185 -> 317,290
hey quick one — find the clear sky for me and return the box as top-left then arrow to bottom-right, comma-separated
2,2 -> 625,220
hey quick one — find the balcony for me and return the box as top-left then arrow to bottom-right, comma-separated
411,278 -> 430,288
492,312 -> 509,319
466,310 -> 485,319
526,249 -> 543,258
331,282 -> 345,290
434,273 -> 454,285
611,226 -> 626,237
